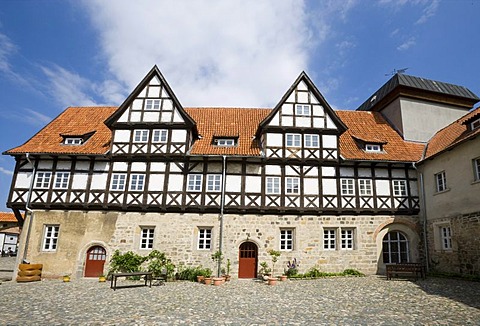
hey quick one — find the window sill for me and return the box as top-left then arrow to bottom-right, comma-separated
471,179 -> 480,185
434,188 -> 450,196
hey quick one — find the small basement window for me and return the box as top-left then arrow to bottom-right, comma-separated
213,138 -> 237,147
365,144 -> 382,152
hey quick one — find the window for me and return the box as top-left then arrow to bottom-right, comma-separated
441,226 -> 452,250
134,130 -> 149,143
435,171 -> 447,192
280,229 -> 294,251
145,99 -> 161,110
140,227 -> 155,249
110,174 -> 126,191
393,180 -> 407,197
54,172 -> 70,189
35,172 -> 51,188
286,134 -> 301,147
152,129 -> 167,143
207,174 -> 222,192
341,179 -> 355,195
266,177 -> 280,194
214,138 -> 236,147
188,174 -> 203,192
304,134 -> 319,148
64,137 -> 83,145
473,158 -> 480,181
285,177 -> 300,194
42,225 -> 59,251
197,228 -> 212,250
295,104 -> 310,116
471,118 -> 480,130
382,231 -> 409,263
130,174 -> 145,191
324,229 -> 336,250
358,179 -> 372,196
365,144 -> 382,152
341,229 -> 354,250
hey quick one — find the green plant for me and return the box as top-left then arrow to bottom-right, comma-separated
176,265 -> 204,282
285,258 -> 300,277
268,249 -> 281,277
202,268 -> 213,278
108,250 -> 147,276
211,250 -> 223,277
259,261 -> 271,275
226,258 -> 231,275
146,250 -> 176,280
343,269 -> 365,277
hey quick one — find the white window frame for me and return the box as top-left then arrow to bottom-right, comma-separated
393,180 -> 407,197
145,99 -> 161,110
54,172 -> 70,189
280,229 -> 294,251
207,174 -> 222,192
42,225 -> 59,251
323,229 -> 336,250
64,137 -> 83,145
266,177 -> 280,194
133,130 -> 149,143
286,134 -> 301,147
152,129 -> 167,143
285,177 -> 300,194
365,144 -> 382,152
197,228 -> 212,250
110,174 -> 127,191
341,178 -> 355,196
188,174 -> 203,192
440,225 -> 452,250
435,171 -> 447,192
358,179 -> 372,196
473,158 -> 480,182
341,229 -> 354,250
471,118 -> 480,130
130,174 -> 145,191
304,134 -> 319,148
295,104 -> 311,116
140,227 -> 155,249
35,172 -> 52,189
215,138 -> 236,147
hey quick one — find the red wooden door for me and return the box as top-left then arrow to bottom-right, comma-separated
238,242 -> 258,278
84,246 -> 106,277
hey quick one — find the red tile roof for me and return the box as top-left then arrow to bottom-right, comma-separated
336,111 -> 425,162
424,107 -> 480,160
185,108 -> 271,156
4,106 -> 426,162
0,212 -> 18,223
5,107 -> 118,155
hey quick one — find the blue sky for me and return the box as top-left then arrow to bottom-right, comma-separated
0,0 -> 479,211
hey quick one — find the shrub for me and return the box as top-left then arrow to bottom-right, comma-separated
343,269 -> 365,277
108,250 -> 147,276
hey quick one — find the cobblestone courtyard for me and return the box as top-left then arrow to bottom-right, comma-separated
0,257 -> 479,325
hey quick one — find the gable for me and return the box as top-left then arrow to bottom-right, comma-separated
257,72 -> 347,135
105,66 -> 197,135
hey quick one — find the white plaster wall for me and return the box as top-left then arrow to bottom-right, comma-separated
90,174 -> 108,190
75,161 -> 90,171
266,133 -> 282,147
38,160 -> 53,169
150,162 -> 166,172
322,135 -> 337,148
113,162 -> 128,171
72,173 -> 88,189
168,174 -> 184,191
15,171 -> 31,188
148,174 -> 165,191
171,130 -> 186,143
322,179 -> 337,195
114,130 -> 130,143
245,176 -> 261,193
265,165 -> 281,175
226,175 -> 242,192
376,180 -> 390,196
304,178 -> 318,194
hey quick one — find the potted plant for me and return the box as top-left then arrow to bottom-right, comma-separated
259,261 -> 271,281
203,268 -> 213,285
63,274 -> 71,282
222,259 -> 231,281
267,249 -> 281,285
284,258 -> 299,280
98,273 -> 106,282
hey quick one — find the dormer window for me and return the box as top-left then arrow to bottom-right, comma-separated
295,104 -> 311,116
213,138 -> 237,147
64,137 -> 83,145
471,118 -> 480,130
365,144 -> 382,152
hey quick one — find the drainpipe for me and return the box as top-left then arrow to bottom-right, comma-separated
217,155 -> 226,277
22,153 -> 36,262
413,162 -> 429,271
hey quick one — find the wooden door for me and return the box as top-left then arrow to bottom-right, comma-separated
84,246 -> 106,277
238,242 -> 258,278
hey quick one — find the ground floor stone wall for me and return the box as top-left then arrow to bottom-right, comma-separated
427,211 -> 480,277
18,210 -> 422,279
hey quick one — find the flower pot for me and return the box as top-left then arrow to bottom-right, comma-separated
212,277 -> 224,286
99,276 -> 106,282
197,275 -> 205,283
204,277 -> 212,285
279,275 -> 287,281
267,277 -> 277,286
63,276 -> 70,282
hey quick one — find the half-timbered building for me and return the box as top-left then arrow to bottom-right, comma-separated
4,66 -> 478,279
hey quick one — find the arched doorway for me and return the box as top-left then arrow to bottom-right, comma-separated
382,231 -> 410,263
238,242 -> 258,278
84,246 -> 106,277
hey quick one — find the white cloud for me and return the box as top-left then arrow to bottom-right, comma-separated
0,166 -> 13,176
81,0 -> 315,107
397,37 -> 416,51
0,32 -> 16,73
416,0 -> 439,24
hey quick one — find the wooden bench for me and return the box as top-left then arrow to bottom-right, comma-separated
386,263 -> 426,280
110,272 -> 153,290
